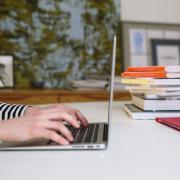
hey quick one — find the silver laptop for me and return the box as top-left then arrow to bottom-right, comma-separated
0,36 -> 117,151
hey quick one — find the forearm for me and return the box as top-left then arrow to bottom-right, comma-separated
0,102 -> 30,120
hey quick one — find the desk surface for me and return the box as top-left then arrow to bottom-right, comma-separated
0,101 -> 179,180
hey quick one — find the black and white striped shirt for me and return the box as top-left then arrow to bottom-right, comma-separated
0,102 -> 29,120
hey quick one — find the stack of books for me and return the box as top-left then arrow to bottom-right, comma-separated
121,66 -> 180,119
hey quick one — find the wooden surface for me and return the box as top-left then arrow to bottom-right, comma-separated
0,89 -> 131,105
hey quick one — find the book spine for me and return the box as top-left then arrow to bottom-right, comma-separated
127,66 -> 165,72
121,79 -> 151,85
121,72 -> 167,78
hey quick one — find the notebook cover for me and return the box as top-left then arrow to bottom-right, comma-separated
127,66 -> 166,72
156,117 -> 180,131
121,71 -> 167,78
127,66 -> 180,73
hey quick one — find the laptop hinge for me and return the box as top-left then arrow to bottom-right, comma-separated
103,124 -> 108,141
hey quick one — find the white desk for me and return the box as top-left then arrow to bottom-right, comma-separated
0,102 -> 179,180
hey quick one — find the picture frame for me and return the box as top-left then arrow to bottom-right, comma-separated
151,39 -> 180,66
0,55 -> 14,88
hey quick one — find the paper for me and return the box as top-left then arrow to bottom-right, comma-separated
130,55 -> 148,66
129,29 -> 147,54
156,45 -> 180,66
164,30 -> 180,39
0,56 -> 14,87
147,30 -> 164,38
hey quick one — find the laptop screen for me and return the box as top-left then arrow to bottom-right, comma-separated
108,36 -> 116,125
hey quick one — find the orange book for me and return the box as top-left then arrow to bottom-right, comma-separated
122,71 -> 167,78
127,66 -> 180,72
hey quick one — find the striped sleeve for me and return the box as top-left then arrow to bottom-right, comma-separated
0,102 -> 29,120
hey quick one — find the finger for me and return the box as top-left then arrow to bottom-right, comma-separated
62,106 -> 89,127
37,105 -> 85,126
38,106 -> 79,123
39,111 -> 80,128
66,111 -> 79,123
59,112 -> 80,128
41,129 -> 70,145
57,123 -> 74,142
73,110 -> 89,127
44,121 -> 74,142
39,107 -> 80,126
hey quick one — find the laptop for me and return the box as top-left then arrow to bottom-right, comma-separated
0,36 -> 117,151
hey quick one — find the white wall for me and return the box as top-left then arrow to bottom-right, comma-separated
121,0 -> 180,24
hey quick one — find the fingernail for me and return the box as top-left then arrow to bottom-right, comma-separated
76,123 -> 80,128
69,134 -> 74,141
64,140 -> 69,145
70,136 -> 74,142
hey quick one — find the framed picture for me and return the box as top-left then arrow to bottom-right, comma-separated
151,39 -> 180,66
0,55 -> 14,88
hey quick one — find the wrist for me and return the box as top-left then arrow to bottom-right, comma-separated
24,106 -> 39,116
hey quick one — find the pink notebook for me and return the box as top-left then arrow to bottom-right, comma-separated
156,117 -> 180,131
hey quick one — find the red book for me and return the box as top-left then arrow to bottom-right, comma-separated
156,117 -> 180,131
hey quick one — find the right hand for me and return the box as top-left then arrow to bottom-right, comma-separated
0,104 -> 89,145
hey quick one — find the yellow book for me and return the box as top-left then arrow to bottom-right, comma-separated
121,78 -> 153,85
121,78 -> 180,85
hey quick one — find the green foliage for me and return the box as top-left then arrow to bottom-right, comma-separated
0,0 -> 121,88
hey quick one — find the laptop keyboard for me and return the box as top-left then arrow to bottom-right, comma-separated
48,123 -> 99,145
69,123 -> 99,143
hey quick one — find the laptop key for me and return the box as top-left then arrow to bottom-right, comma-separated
92,124 -> 99,142
75,127 -> 87,143
68,125 -> 74,132
84,124 -> 96,143
71,128 -> 80,139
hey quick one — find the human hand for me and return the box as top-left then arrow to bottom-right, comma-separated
25,104 -> 89,127
0,104 -> 88,145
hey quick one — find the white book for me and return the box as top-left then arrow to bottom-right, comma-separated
132,94 -> 180,111
165,66 -> 180,72
156,91 -> 180,97
125,85 -> 180,91
123,104 -> 180,120
149,78 -> 180,85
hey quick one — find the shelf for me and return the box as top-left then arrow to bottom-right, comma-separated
0,89 -> 131,105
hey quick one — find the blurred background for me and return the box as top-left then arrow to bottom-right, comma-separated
0,0 -> 121,89
1,0 -> 180,92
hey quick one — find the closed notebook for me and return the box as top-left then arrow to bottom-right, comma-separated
156,117 -> 180,131
121,71 -> 180,78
